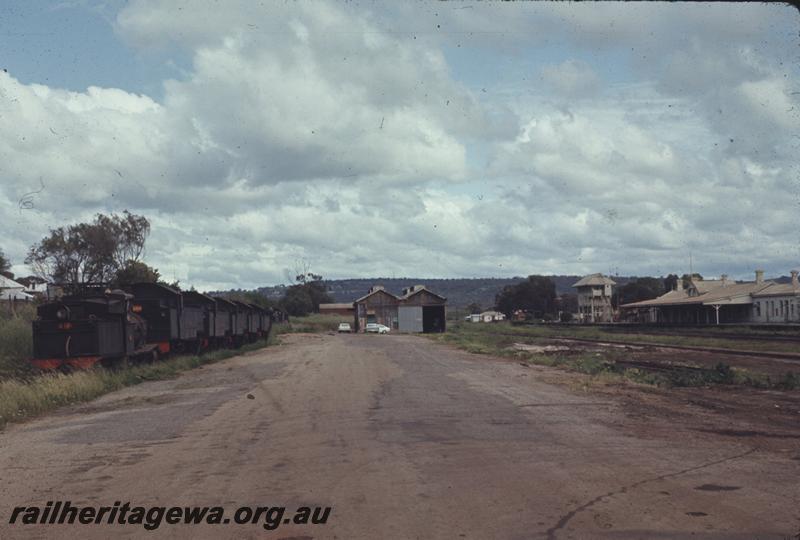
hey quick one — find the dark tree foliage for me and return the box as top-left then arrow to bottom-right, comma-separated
114,260 -> 160,286
278,274 -> 334,317
495,275 -> 557,317
556,293 -> 578,314
613,277 -> 665,306
280,286 -> 315,317
681,273 -> 703,289
26,211 -> 151,285
663,274 -> 679,293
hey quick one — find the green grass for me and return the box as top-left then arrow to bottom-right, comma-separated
0,336 -> 278,430
279,313 -> 348,334
431,322 -> 800,391
0,303 -> 37,380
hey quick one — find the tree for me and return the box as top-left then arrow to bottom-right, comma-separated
0,248 -> 12,279
663,274 -> 679,292
26,211 -> 151,285
495,275 -> 557,317
614,277 -> 664,306
681,273 -> 703,289
278,270 -> 334,317
556,293 -> 578,314
114,260 -> 160,286
280,286 -> 315,317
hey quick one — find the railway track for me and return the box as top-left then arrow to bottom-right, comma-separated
512,322 -> 800,344
493,331 -> 800,363
599,329 -> 800,343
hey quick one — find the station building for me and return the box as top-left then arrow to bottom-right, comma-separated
621,270 -> 800,324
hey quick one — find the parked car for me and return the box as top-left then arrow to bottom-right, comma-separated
338,322 -> 351,333
365,323 -> 390,334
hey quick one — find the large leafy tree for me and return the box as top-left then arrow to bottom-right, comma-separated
495,275 -> 557,317
279,272 -> 334,317
26,211 -> 151,285
114,260 -> 160,286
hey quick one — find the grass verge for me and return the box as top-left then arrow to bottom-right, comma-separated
429,322 -> 799,391
278,313 -> 347,334
0,331 -> 281,431
0,303 -> 37,380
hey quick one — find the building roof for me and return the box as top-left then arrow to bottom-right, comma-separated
572,273 -> 616,288
622,280 -> 775,308
354,288 -> 399,303
690,279 -> 723,294
319,303 -> 355,310
752,281 -> 800,297
0,275 -> 24,289
399,286 -> 447,301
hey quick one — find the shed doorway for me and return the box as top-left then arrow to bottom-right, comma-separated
422,305 -> 446,333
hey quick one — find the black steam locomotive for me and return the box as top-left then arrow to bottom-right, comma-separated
31,283 -> 276,371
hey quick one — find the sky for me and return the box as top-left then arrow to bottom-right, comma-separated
1,1 -> 798,291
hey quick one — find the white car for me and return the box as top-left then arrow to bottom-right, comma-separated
365,323 -> 390,334
338,322 -> 351,333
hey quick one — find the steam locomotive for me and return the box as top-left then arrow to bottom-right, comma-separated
31,283 -> 276,371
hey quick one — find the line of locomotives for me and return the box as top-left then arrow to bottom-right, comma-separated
31,282 -> 284,371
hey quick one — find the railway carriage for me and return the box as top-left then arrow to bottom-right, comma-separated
251,304 -> 274,340
232,301 -> 257,344
182,291 -> 218,353
212,297 -> 239,348
31,283 -> 273,370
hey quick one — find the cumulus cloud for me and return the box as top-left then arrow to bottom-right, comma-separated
0,1 -> 797,289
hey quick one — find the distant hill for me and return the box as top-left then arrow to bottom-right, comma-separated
257,275 -> 638,309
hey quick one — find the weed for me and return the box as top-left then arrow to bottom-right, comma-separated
0,338 -> 276,430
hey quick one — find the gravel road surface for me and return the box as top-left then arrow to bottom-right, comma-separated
1,333 -> 798,539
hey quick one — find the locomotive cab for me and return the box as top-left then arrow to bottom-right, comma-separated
32,289 -> 147,370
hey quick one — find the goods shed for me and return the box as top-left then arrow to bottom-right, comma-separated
397,285 -> 446,333
353,284 -> 447,333
354,286 -> 399,332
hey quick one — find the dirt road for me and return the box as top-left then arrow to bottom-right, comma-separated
1,334 -> 798,539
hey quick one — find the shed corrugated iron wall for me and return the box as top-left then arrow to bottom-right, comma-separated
398,305 -> 423,333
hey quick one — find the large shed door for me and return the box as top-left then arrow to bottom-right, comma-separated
398,305 -> 423,333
